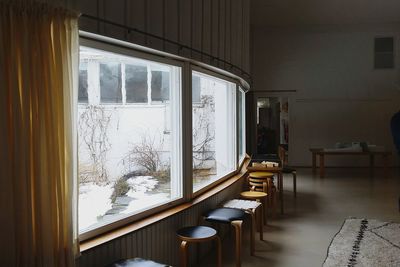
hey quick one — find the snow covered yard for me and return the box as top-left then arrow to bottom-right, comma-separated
79,176 -> 170,232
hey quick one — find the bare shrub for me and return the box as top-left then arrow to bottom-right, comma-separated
121,133 -> 165,175
192,95 -> 216,170
78,105 -> 112,184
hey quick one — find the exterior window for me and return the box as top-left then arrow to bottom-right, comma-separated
238,88 -> 246,161
126,64 -> 148,103
78,62 -> 88,103
192,75 -> 201,103
100,63 -> 122,103
151,70 -> 170,102
192,71 -> 236,192
78,46 -> 182,234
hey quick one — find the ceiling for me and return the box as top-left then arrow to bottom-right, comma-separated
251,0 -> 400,27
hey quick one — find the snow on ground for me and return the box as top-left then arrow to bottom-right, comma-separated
79,182 -> 113,231
79,176 -> 170,232
126,176 -> 158,194
124,176 -> 170,214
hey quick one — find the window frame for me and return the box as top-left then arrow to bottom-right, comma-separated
78,32 -> 250,242
79,37 -> 186,241
238,86 -> 246,163
190,66 -> 238,197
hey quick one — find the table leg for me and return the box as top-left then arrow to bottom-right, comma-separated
312,152 -> 317,175
369,154 -> 375,175
383,154 -> 389,178
319,154 -> 325,178
280,173 -> 284,215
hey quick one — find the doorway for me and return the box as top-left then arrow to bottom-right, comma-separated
256,97 -> 289,163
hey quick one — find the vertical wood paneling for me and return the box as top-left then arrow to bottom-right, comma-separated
147,0 -> 164,51
225,0 -> 231,69
165,0 -> 179,55
126,0 -> 147,46
192,0 -> 203,61
78,0 -> 250,76
211,0 -> 219,58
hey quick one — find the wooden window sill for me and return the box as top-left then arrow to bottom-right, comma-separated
80,157 -> 250,252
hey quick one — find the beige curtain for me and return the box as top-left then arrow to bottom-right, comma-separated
0,1 -> 79,266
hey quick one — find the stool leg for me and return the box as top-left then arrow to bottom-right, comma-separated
231,220 -> 243,267
258,204 -> 264,240
272,187 -> 277,218
215,236 -> 222,267
293,171 -> 297,198
263,196 -> 268,225
180,240 -> 188,267
250,210 -> 255,256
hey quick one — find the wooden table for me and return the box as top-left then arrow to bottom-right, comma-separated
310,148 -> 391,178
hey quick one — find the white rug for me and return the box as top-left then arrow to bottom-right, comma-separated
323,219 -> 400,267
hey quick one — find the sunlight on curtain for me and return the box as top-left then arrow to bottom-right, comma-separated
0,1 -> 79,266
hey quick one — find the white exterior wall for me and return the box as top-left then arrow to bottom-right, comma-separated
251,25 -> 400,166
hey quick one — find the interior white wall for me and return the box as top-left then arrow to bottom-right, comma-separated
251,25 -> 400,166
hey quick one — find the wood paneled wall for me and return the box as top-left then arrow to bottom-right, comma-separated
78,178 -> 246,266
78,0 -> 250,81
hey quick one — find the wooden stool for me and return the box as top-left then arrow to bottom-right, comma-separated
203,208 -> 247,267
240,191 -> 268,225
248,172 -> 277,217
223,199 -> 263,256
107,258 -> 170,266
177,226 -> 221,267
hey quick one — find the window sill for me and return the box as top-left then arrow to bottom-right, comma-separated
79,156 -> 250,252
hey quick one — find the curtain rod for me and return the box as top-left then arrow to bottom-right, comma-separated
80,14 -> 252,83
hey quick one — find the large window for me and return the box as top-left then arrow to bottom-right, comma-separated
78,46 -> 182,234
192,71 -> 236,192
77,36 -> 248,239
238,88 -> 246,161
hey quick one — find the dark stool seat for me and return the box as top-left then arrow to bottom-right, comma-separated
204,207 -> 247,224
177,226 -> 221,267
203,208 -> 249,267
177,225 -> 217,241
282,166 -> 295,173
107,258 -> 170,267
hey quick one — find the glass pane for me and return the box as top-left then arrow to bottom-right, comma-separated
78,62 -> 88,103
126,65 -> 148,103
192,72 -> 236,191
192,75 -> 201,103
151,70 -> 170,102
78,46 -> 182,234
100,63 -> 122,103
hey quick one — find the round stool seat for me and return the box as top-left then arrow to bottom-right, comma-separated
107,258 -> 169,267
177,226 -> 217,241
249,172 -> 274,178
204,207 -> 247,224
249,177 -> 268,183
241,191 -> 267,199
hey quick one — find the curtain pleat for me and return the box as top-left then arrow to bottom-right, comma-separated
0,1 -> 79,266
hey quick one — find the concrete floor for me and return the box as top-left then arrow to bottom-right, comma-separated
199,168 -> 400,267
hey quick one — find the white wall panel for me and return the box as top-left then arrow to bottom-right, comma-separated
251,26 -> 400,166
